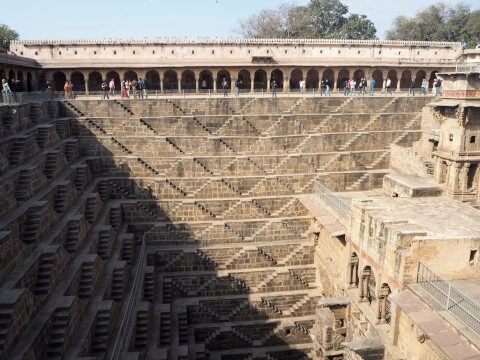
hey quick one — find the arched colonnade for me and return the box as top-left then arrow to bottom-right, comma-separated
40,67 -> 443,94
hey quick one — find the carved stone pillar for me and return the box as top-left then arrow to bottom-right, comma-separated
177,77 -> 182,94
462,163 -> 470,191
195,77 -> 199,94
159,77 -> 164,94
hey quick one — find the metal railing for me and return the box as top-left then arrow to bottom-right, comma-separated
0,91 -> 66,105
456,65 -> 480,73
109,234 -> 147,360
313,181 -> 350,219
417,261 -> 480,337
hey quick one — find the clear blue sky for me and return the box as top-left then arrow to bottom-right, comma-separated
4,0 -> 480,40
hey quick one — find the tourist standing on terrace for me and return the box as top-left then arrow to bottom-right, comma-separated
2,79 -> 11,103
131,78 -> 138,99
125,81 -> 131,97
222,77 -> 228,97
320,80 -> 325,96
343,79 -> 348,96
369,78 -> 376,95
351,79 -> 356,96
299,79 -> 305,95
325,79 -> 330,96
101,80 -> 109,99
109,79 -> 115,96
64,81 -> 70,99
235,79 -> 241,97
137,78 -> 144,99
386,78 -> 393,95
421,79 -> 427,95
361,78 -> 367,96
409,79 -> 416,96
271,79 -> 277,97
436,79 -> 442,96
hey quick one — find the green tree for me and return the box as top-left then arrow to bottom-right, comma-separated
339,14 -> 377,40
463,10 -> 480,48
0,24 -> 19,50
236,0 -> 377,40
385,1 -> 475,46
308,0 -> 348,38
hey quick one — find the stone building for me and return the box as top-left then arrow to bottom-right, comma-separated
0,38 -> 479,360
3,38 -> 462,94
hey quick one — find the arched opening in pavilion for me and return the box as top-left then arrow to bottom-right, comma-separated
400,70 -> 412,89
106,71 -> 121,90
146,70 -> 160,90
254,69 -> 267,91
271,69 -> 284,89
237,69 -> 251,91
199,70 -> 213,90
71,72 -> 86,92
372,70 -> 383,89
415,70 -> 426,86
379,283 -> 392,324
17,71 -> 24,92
290,68 -> 303,90
163,70 -> 178,92
181,70 -> 196,92
429,70 -> 440,88
8,70 -> 15,82
216,70 -> 231,91
387,70 -> 398,90
322,69 -> 334,88
88,71 -> 102,92
0,69 -> 5,82
348,252 -> 359,288
337,69 -> 350,89
353,69 -> 365,83
306,69 -> 319,90
53,71 -> 67,91
27,72 -> 33,91
124,71 -> 138,82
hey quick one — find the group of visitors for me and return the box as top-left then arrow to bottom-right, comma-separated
1,78 -> 25,103
408,78 -> 441,96
101,78 -> 148,99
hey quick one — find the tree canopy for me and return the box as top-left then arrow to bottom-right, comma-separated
385,2 -> 479,47
236,0 -> 377,40
0,24 -> 19,50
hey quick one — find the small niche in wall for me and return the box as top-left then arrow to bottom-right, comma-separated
470,250 -> 477,264
471,136 -> 476,143
449,134 -> 454,141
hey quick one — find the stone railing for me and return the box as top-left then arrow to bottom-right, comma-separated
11,38 -> 462,47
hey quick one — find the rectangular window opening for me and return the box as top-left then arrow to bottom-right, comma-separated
470,250 -> 477,264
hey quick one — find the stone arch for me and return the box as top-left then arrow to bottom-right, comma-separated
353,69 -> 365,83
401,70 -> 412,89
39,72 -> 47,89
71,72 -> 85,92
348,252 -> 359,288
306,69 -> 319,90
199,70 -> 213,90
17,71 -> 24,92
337,69 -> 350,89
181,70 -> 196,92
372,70 -> 383,89
254,69 -> 267,90
217,70 -> 231,91
88,71 -> 102,92
53,71 -> 67,91
163,70 -> 178,92
27,72 -> 33,91
290,68 -> 303,90
237,69 -> 251,90
107,71 -> 121,90
124,70 -> 137,82
378,283 -> 392,324
429,70 -> 440,88
0,69 -> 6,81
271,69 -> 283,89
322,69 -> 334,87
145,70 -> 160,90
360,265 -> 376,302
387,70 -> 398,89
415,70 -> 426,86
8,70 -> 15,81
